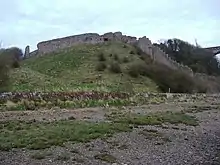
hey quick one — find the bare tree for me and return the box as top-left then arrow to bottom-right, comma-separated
0,52 -> 10,92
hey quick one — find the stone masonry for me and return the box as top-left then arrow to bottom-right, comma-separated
27,31 -> 193,76
36,32 -> 138,54
24,45 -> 30,59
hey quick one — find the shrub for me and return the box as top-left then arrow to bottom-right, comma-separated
0,53 -> 11,92
96,62 -> 107,71
141,63 -> 206,93
2,47 -> 23,68
127,62 -> 149,78
109,62 -> 122,73
12,60 -> 20,68
0,47 -> 23,92
135,46 -> 145,55
98,52 -> 106,61
113,54 -> 119,61
128,67 -> 139,78
127,61 -> 207,93
139,56 -> 145,61
129,50 -> 135,54
122,56 -> 129,63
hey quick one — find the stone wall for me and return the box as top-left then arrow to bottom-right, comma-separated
38,32 -> 115,54
29,50 -> 38,57
24,46 -> 30,59
136,36 -> 193,76
36,32 -> 139,54
152,44 -> 193,76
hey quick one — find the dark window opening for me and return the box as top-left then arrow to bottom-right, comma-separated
104,38 -> 109,41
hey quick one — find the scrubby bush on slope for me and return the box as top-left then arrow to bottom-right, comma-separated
0,47 -> 23,92
128,62 -> 207,93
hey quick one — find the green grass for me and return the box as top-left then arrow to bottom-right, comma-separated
10,42 -> 159,93
10,68 -> 69,92
0,120 -> 131,151
107,111 -> 198,126
0,111 -> 198,151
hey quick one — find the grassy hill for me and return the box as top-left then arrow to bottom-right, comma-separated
10,42 -> 159,93
0,40 -> 215,111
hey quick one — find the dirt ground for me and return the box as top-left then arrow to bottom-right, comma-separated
1,101 -> 220,165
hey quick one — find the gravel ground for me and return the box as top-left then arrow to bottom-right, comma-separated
1,102 -> 220,165
0,102 -> 211,122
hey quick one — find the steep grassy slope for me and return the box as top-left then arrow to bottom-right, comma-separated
10,42 -> 159,93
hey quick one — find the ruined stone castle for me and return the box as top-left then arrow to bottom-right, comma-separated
25,32 -> 193,76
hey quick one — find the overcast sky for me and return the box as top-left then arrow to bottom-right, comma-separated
0,0 -> 220,52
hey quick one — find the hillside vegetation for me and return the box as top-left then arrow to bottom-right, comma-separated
154,39 -> 220,76
10,42 -> 159,93
1,39 -> 219,94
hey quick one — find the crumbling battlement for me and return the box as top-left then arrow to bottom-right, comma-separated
135,36 -> 193,76
25,31 -> 193,76
36,32 -> 137,54
152,45 -> 193,75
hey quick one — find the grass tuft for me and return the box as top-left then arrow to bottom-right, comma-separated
109,62 -> 122,73
56,153 -> 70,161
107,111 -> 198,126
30,151 -> 52,160
94,153 -> 117,163
96,62 -> 107,71
0,120 -> 131,151
0,110 -> 197,151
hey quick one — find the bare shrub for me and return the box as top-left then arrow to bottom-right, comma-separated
97,52 -> 106,61
113,54 -> 119,61
128,61 -> 207,93
122,56 -> 129,63
109,62 -> 122,73
96,62 -> 107,71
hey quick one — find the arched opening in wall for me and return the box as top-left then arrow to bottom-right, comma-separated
104,38 -> 109,42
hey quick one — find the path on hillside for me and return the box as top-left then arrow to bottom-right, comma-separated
1,101 -> 220,165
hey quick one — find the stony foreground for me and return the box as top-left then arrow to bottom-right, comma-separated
1,101 -> 220,165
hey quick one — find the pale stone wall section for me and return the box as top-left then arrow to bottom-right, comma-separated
24,46 -> 30,58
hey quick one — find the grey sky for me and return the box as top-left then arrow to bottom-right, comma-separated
0,0 -> 219,51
